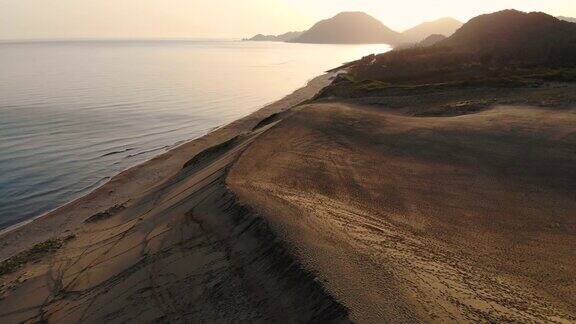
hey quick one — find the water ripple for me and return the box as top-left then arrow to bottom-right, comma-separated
0,40 -> 392,229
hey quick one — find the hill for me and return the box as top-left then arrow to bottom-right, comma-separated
401,17 -> 463,42
441,10 -> 576,57
290,12 -> 401,44
244,31 -> 303,42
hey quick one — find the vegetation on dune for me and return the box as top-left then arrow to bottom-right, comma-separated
0,237 -> 74,277
349,47 -> 576,85
321,72 -> 576,102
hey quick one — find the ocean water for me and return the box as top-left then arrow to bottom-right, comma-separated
0,40 -> 391,229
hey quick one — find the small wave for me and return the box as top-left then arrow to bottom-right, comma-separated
125,145 -> 171,159
101,147 -> 135,157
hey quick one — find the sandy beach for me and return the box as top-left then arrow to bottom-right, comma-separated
0,74 -> 331,258
0,74 -> 352,322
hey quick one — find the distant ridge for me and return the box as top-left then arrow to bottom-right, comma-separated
244,31 -> 303,42
558,16 -> 576,23
244,13 -> 469,46
290,12 -> 401,44
401,17 -> 463,42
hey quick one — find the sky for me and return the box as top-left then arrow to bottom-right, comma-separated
0,0 -> 575,40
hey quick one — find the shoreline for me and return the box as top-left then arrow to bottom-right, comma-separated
0,70 -> 351,322
1,69 -> 575,321
0,123 -> 228,237
0,73 -> 333,259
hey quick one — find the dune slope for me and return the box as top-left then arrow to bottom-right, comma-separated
0,118 -> 349,324
228,102 -> 576,322
0,75 -> 351,323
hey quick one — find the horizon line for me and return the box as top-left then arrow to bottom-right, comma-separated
0,37 -> 242,45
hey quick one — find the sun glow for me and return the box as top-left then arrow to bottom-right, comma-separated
0,0 -> 574,40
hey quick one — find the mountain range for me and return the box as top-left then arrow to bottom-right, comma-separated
400,17 -> 462,42
343,10 -> 576,84
246,12 -> 463,45
243,31 -> 303,42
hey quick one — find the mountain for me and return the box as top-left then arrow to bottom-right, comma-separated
439,10 -> 576,60
247,14 -> 461,46
245,31 -> 303,42
558,16 -> 576,23
346,10 -> 576,83
401,17 -> 463,42
290,12 -> 401,44
245,34 -> 277,41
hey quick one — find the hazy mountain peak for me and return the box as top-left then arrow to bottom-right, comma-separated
401,17 -> 463,42
290,11 -> 401,44
333,11 -> 374,19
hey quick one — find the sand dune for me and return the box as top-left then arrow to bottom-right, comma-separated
1,74 -> 575,322
229,102 -> 576,322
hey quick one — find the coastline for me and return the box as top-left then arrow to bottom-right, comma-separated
1,68 -> 575,322
0,71 -> 352,323
0,73 -> 332,260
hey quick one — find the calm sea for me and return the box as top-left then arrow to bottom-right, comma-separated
0,40 -> 391,229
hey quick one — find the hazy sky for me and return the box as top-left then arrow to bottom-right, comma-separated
1,0 -> 575,40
